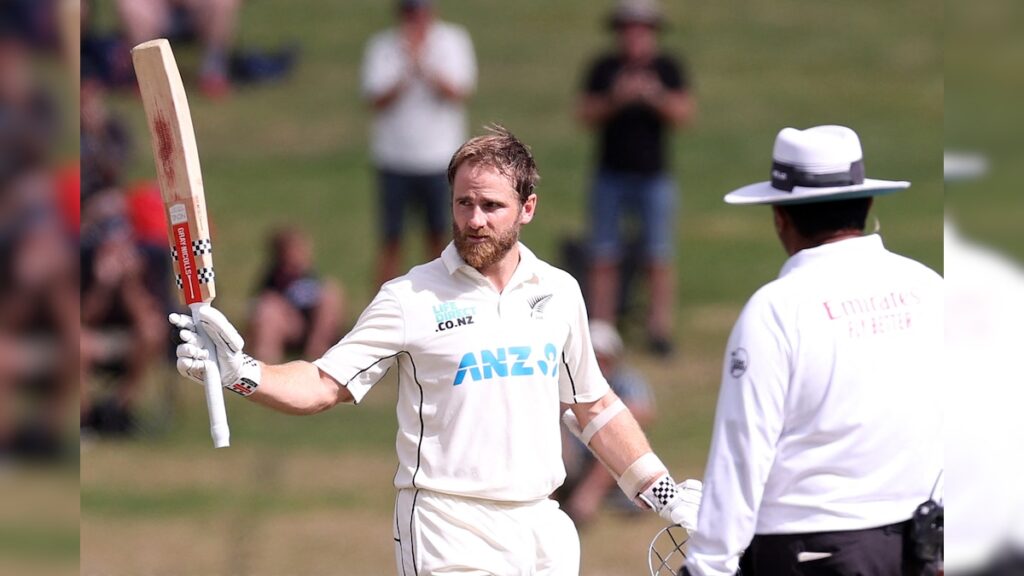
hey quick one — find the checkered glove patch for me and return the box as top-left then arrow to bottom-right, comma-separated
649,477 -> 679,508
641,475 -> 703,532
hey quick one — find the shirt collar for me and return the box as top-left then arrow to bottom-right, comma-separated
440,241 -> 542,287
779,234 -> 884,278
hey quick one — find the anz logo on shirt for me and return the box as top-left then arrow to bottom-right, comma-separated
453,343 -> 559,386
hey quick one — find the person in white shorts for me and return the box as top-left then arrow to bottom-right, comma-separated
171,126 -> 701,575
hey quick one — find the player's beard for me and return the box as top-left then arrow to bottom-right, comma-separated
453,217 -> 521,270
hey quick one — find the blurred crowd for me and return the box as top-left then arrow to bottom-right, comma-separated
0,0 -> 77,463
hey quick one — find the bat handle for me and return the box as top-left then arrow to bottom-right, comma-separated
190,302 -> 231,448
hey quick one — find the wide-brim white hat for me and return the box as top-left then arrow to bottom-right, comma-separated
724,125 -> 910,206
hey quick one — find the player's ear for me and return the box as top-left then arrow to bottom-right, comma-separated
519,193 -> 538,224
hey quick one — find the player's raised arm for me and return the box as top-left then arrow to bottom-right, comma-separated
171,282 -> 407,418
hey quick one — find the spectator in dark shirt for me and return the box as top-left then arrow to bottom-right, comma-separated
577,0 -> 694,356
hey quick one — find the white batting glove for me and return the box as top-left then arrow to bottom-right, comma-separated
169,307 -> 261,396
640,476 -> 703,532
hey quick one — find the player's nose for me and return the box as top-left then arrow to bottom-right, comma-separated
467,206 -> 487,228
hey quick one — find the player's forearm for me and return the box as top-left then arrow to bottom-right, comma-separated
249,360 -> 349,415
588,405 -> 654,481
571,391 -> 654,480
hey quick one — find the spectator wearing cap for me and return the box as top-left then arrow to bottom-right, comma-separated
684,126 -> 943,576
577,0 -> 694,357
558,320 -> 655,526
361,0 -> 477,286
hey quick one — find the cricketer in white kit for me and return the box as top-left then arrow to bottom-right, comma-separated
171,126 -> 701,575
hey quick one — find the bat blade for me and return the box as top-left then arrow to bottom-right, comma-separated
132,39 -> 215,306
133,39 -> 229,448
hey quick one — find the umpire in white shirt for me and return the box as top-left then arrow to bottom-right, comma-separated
684,125 -> 943,576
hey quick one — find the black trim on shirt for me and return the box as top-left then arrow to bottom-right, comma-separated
395,494 -> 408,576
343,351 -> 404,389
341,350 -> 425,492
561,350 -> 578,402
400,351 -> 426,489
410,489 -> 421,572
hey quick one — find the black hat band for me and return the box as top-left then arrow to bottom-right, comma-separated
770,159 -> 864,192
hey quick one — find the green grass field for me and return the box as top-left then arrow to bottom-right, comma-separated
81,1 -> 943,574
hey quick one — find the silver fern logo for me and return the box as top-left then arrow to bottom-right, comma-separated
528,294 -> 553,319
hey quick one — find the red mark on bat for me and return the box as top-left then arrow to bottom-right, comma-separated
154,116 -> 176,185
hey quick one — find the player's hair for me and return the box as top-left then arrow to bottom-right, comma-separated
447,124 -> 540,205
778,197 -> 872,239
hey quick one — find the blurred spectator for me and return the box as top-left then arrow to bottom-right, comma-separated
944,154 -> 1024,576
247,227 -> 345,363
0,26 -> 75,460
577,0 -> 694,356
81,0 -> 134,89
0,172 -> 77,460
361,0 -> 476,286
114,0 -> 241,98
84,0 -> 295,94
557,320 -> 654,526
79,187 -> 165,437
79,75 -> 168,437
80,79 -> 131,198
0,0 -> 62,51
0,29 -> 59,188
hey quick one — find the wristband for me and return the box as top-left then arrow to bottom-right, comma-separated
617,452 -> 668,502
225,354 -> 260,397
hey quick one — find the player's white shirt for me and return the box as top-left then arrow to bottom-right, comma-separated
361,21 -> 477,174
944,220 -> 1024,571
314,243 -> 609,502
687,234 -> 943,576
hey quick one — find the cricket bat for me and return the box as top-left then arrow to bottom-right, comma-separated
132,39 -> 230,448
